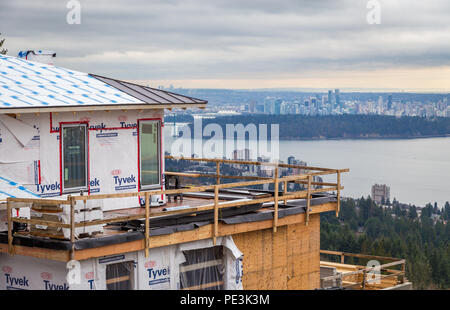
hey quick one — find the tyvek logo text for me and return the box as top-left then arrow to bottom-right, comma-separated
4,274 -> 29,289
147,267 -> 170,286
114,174 -> 136,191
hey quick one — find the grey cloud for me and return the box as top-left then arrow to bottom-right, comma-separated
1,0 -> 449,81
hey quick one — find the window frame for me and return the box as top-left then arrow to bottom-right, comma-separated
60,123 -> 89,194
138,119 -> 162,190
105,260 -> 135,290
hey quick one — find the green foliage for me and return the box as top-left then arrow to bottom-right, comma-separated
321,197 -> 450,289
166,114 -> 450,140
0,33 -> 7,55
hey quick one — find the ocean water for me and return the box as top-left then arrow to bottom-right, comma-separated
164,126 -> 450,207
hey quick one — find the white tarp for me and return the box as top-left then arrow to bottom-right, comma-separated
0,115 -> 39,164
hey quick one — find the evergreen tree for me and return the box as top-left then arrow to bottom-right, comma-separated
321,197 -> 449,289
0,33 -> 7,55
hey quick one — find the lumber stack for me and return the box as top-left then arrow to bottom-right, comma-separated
30,200 -> 104,239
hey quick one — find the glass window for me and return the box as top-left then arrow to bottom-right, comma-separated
106,261 -> 134,290
139,120 -> 161,188
62,124 -> 87,192
180,246 -> 225,290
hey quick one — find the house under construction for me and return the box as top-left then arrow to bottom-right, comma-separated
0,54 -> 408,290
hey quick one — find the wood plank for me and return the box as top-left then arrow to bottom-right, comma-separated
7,199 -> 12,255
213,185 -> 219,245
181,280 -> 224,290
145,192 -> 150,258
12,203 -> 336,262
106,275 -> 130,285
306,175 -> 311,226
273,168 -> 279,232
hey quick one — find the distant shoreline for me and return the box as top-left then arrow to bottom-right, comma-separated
278,134 -> 450,141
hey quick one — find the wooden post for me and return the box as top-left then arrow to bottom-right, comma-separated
306,175 -> 311,226
362,269 -> 367,290
7,198 -> 13,255
400,261 -> 406,283
69,196 -> 75,260
145,192 -> 150,258
340,254 -> 345,264
283,180 -> 287,205
273,167 -> 279,233
336,171 -> 341,217
216,162 -> 220,185
213,185 -> 219,245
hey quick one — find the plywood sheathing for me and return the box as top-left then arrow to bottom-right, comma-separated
233,213 -> 320,290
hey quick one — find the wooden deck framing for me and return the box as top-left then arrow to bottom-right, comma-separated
2,156 -> 349,262
320,250 -> 407,290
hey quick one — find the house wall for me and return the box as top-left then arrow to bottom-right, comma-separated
232,213 -> 320,290
0,236 -> 243,290
0,110 -> 164,210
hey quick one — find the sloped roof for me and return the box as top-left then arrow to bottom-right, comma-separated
0,55 -> 207,113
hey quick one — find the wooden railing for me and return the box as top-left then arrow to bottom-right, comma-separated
320,250 -> 406,289
5,157 -> 348,259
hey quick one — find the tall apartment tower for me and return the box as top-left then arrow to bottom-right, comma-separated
371,184 -> 390,204
334,89 -> 340,108
388,94 -> 393,110
328,90 -> 334,108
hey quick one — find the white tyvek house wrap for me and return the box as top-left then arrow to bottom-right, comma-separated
0,109 -> 164,210
0,237 -> 244,290
0,254 -> 69,290
0,114 -> 41,200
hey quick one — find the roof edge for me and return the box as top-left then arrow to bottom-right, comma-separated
0,103 -> 207,114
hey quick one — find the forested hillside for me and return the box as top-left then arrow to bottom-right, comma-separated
321,197 -> 450,289
166,114 -> 450,140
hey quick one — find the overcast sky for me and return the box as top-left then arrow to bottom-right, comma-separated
1,0 -> 450,91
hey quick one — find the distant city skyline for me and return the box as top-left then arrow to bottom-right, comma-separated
1,1 -> 450,91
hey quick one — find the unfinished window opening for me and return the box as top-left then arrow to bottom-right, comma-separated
139,120 -> 161,189
180,246 -> 225,290
61,124 -> 88,192
105,261 -> 134,290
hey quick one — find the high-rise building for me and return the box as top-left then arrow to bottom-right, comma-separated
249,101 -> 256,113
274,99 -> 282,115
264,97 -> 273,114
388,95 -> 393,110
334,89 -> 340,107
371,184 -> 390,204
328,90 -> 333,106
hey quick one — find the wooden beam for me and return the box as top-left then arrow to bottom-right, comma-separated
213,185 -> 219,245
70,196 -> 75,260
166,155 -> 350,173
165,171 -> 270,181
336,171 -> 341,217
12,217 -> 71,229
273,167 -> 279,233
216,162 -> 220,185
8,197 -> 70,205
320,250 -> 403,262
145,192 -> 150,258
7,199 -> 13,255
0,244 -> 70,262
306,175 -> 311,226
14,202 -> 336,262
